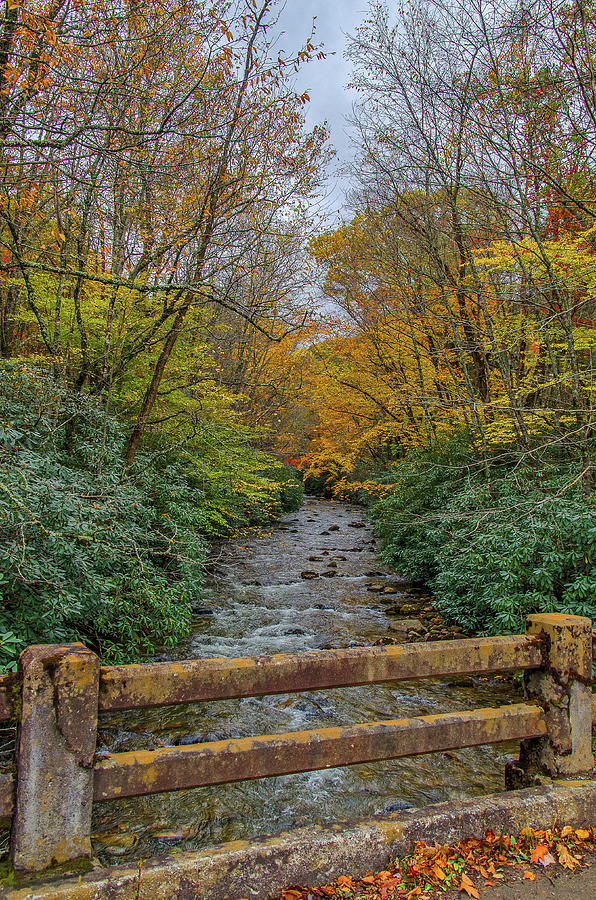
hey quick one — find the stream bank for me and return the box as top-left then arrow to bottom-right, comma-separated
92,497 -> 521,862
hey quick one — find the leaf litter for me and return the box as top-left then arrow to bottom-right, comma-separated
268,824 -> 596,900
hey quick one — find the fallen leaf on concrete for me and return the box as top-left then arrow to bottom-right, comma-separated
458,873 -> 480,898
432,864 -> 446,881
530,843 -> 550,864
273,823 -> 596,900
557,844 -> 580,870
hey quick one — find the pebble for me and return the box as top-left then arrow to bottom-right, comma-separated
383,800 -> 414,813
152,825 -> 197,841
92,831 -> 138,854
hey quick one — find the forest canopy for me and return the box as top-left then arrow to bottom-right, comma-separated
1,0 -> 596,665
290,0 -> 596,633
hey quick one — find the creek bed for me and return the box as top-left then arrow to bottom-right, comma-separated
93,497 -> 521,862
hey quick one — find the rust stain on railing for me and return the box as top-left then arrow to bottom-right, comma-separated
98,635 -> 544,712
93,703 -> 547,801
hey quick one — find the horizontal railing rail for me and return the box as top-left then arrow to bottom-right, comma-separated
93,704 -> 547,801
0,630 -> 594,722
98,635 -> 544,711
0,613 -> 593,876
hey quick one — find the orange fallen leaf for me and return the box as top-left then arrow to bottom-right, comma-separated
360,874 -> 376,884
557,844 -> 580,870
458,873 -> 480,898
523,871 -> 536,881
576,829 -> 590,840
432,864 -> 446,881
530,844 -> 549,864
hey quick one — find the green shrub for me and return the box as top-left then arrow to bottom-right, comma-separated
370,438 -> 596,635
0,364 -> 304,671
371,435 -> 475,581
0,365 -> 201,669
430,472 -> 596,634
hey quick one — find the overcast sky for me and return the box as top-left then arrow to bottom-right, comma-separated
275,0 -> 369,214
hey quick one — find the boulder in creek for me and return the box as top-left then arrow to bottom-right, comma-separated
399,603 -> 420,614
388,618 -> 425,634
301,570 -> 319,579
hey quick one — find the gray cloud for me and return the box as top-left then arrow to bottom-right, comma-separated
275,1 -> 368,211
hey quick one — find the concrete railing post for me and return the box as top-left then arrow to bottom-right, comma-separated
11,643 -> 99,873
506,614 -> 593,788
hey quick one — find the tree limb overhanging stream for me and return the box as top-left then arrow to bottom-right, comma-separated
93,498 -> 520,861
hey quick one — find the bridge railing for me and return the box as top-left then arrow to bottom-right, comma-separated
0,613 -> 592,875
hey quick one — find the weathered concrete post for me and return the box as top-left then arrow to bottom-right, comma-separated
11,643 -> 99,873
506,613 -> 593,788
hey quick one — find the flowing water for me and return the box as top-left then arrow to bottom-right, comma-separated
93,497 -> 521,862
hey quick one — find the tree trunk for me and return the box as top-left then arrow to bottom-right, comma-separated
123,301 -> 190,468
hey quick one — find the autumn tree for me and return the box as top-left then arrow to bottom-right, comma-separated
294,0 -> 596,494
0,0 -> 327,464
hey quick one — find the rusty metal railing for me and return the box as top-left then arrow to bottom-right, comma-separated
0,614 -> 593,875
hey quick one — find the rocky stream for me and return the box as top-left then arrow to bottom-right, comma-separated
92,497 -> 521,863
